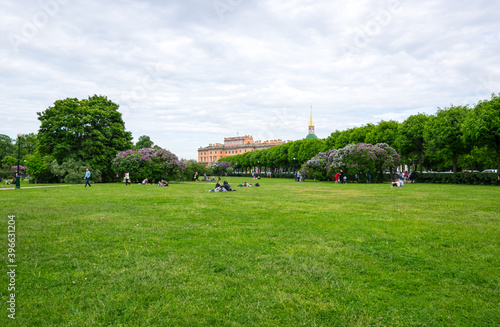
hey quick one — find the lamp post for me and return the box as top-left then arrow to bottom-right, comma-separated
292,157 -> 296,180
15,133 -> 22,189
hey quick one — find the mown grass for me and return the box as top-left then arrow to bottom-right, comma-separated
1,179 -> 499,326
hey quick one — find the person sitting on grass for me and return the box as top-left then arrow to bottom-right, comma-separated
158,180 -> 168,186
6,177 -> 16,185
210,181 -> 228,192
223,181 -> 235,191
139,178 -> 148,185
392,179 -> 404,187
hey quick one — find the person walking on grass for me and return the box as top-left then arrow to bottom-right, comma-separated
194,171 -> 198,182
84,168 -> 91,187
125,171 -> 130,185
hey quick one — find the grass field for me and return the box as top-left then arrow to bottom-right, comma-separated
1,179 -> 499,326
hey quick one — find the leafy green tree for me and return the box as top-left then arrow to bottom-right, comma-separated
298,138 -> 325,164
20,133 -> 38,157
424,105 -> 471,172
463,94 -> 500,171
135,135 -> 154,149
277,142 -> 291,170
458,146 -> 496,171
25,152 -> 47,184
396,114 -> 429,173
37,95 -> 133,181
0,134 -> 14,161
49,158 -> 102,184
365,120 -> 399,146
323,130 -> 341,150
183,160 -> 208,181
2,156 -> 17,168
287,141 -> 301,166
334,129 -> 352,149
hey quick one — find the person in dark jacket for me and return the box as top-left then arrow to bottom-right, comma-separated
409,171 -> 417,183
223,181 -> 232,191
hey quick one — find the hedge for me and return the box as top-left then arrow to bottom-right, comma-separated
417,172 -> 499,185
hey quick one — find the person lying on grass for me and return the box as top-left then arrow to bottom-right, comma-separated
238,182 -> 260,187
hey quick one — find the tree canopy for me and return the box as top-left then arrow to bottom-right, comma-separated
37,95 -> 133,181
463,94 -> 500,171
135,135 -> 154,149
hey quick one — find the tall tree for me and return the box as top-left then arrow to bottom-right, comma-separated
298,138 -> 325,164
424,105 -> 471,172
365,120 -> 399,146
0,134 -> 14,161
25,152 -> 47,184
463,94 -> 500,171
37,95 -> 133,181
20,133 -> 38,157
135,135 -> 154,149
396,114 -> 429,173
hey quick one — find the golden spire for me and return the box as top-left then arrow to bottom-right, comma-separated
309,104 -> 314,127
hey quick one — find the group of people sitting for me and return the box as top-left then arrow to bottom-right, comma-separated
238,182 -> 260,187
5,177 -> 16,185
210,181 -> 236,192
138,178 -> 168,186
202,174 -> 220,182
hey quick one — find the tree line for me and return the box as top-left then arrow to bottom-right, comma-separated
219,94 -> 500,174
1,93 -> 499,183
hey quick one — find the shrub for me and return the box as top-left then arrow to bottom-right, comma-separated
418,172 -> 499,185
113,148 -> 185,182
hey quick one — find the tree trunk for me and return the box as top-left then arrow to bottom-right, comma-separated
497,150 -> 500,172
418,152 -> 423,173
452,157 -> 458,173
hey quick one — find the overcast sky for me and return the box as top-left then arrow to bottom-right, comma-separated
1,0 -> 499,160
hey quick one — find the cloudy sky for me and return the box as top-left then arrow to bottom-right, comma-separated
1,0 -> 499,160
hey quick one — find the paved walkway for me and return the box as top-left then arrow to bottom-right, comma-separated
0,185 -> 72,191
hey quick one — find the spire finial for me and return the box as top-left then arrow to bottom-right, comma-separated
309,104 -> 314,127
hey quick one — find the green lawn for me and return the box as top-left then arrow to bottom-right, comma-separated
1,179 -> 499,326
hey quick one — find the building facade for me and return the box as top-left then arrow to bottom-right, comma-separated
198,136 -> 284,165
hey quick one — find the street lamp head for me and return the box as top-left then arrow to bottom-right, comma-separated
17,133 -> 23,138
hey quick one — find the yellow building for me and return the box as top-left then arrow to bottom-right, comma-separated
198,135 -> 285,165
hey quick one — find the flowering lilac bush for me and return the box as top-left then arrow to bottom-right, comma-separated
300,150 -> 336,180
11,165 -> 27,171
112,148 -> 185,182
302,143 -> 401,182
329,143 -> 400,182
209,161 -> 233,175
